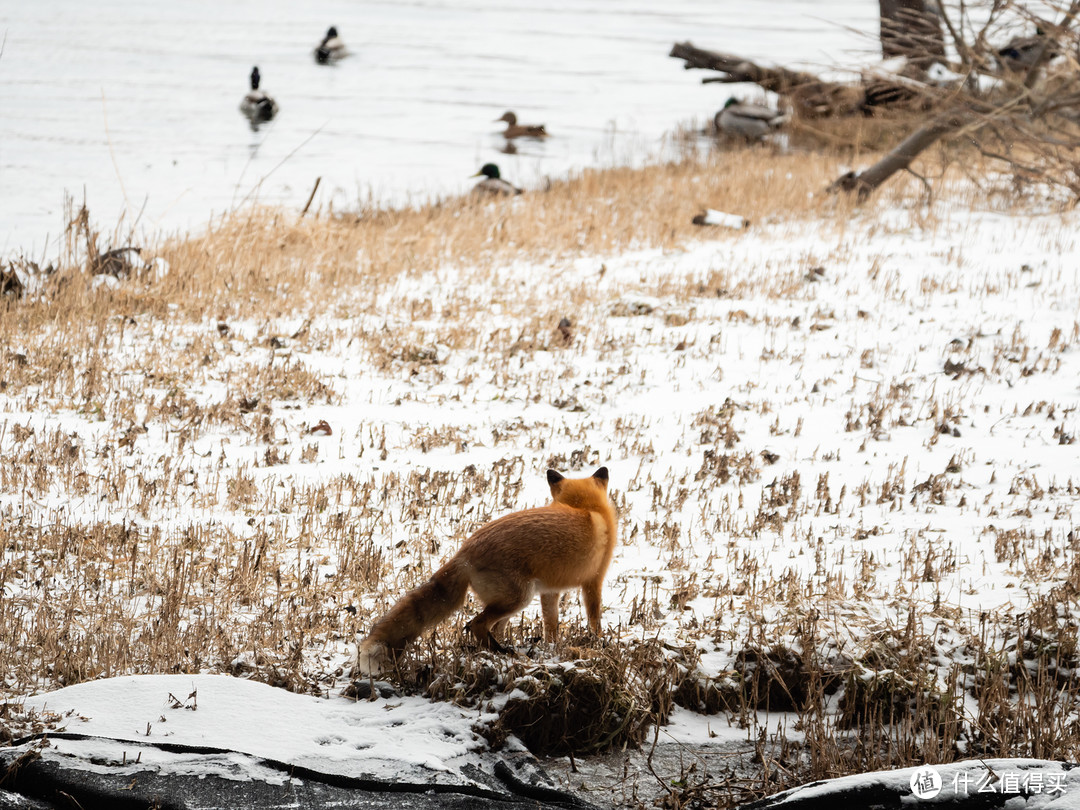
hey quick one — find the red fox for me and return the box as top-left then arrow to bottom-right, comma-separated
355,467 -> 617,675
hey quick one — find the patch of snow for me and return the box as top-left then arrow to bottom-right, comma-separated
18,674 -> 497,788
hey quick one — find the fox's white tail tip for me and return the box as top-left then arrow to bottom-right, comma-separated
353,639 -> 391,677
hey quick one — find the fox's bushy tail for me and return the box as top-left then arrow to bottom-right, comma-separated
355,558 -> 470,674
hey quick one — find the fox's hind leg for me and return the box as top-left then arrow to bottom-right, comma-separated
581,578 -> 603,635
466,593 -> 533,652
540,592 -> 561,642
466,573 -> 538,651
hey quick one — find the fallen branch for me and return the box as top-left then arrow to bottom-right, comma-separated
827,114 -> 966,200
669,42 -> 866,118
669,42 -> 819,91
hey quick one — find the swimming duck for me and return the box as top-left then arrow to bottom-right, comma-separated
472,163 -> 522,196
314,26 -> 346,64
240,67 -> 278,123
496,111 -> 549,140
715,97 -> 786,140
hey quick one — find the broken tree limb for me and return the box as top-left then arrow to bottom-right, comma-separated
669,42 -> 866,118
827,113 -> 968,200
669,42 -> 818,91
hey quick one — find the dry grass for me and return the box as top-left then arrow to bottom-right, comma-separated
161,150 -> 850,317
2,136 -> 1079,808
6,148 -> 860,324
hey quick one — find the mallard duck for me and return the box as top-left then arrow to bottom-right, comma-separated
240,67 -> 278,123
715,97 -> 786,140
996,26 -> 1057,72
496,111 -> 549,140
472,163 -> 522,196
314,26 -> 346,64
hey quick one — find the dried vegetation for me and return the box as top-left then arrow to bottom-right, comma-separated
2,139 -> 1079,808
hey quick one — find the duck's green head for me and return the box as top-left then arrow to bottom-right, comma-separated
473,163 -> 501,179
723,97 -> 739,109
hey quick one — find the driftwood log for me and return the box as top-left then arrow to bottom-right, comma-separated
669,42 -> 867,118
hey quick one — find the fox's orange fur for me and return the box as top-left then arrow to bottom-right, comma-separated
355,467 -> 617,675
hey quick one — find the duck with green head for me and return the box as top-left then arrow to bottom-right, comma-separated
715,97 -> 786,140
472,163 -> 522,196
996,24 -> 1056,72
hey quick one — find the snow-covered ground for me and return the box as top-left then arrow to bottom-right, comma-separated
6,670 -> 1080,807
11,674 -> 498,788
1,192 -> 1079,801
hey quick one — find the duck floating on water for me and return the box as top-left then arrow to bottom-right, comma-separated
315,26 -> 346,64
715,97 -> 786,141
496,111 -> 549,140
240,67 -> 278,124
472,163 -> 522,196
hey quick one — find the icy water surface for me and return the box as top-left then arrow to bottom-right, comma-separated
1,0 -> 877,255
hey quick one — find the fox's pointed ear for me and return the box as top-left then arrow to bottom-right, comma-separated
593,467 -> 609,482
547,469 -> 564,487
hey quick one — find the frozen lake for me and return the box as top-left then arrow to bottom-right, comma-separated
1,0 -> 879,256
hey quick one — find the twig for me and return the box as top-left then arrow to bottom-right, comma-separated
936,2 -> 974,72
300,176 -> 322,218
101,90 -> 131,213
902,166 -> 934,197
234,123 -> 327,211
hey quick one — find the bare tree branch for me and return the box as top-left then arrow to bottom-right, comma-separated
827,115 -> 967,200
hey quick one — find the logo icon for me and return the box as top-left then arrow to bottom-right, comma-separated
911,766 -> 942,799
